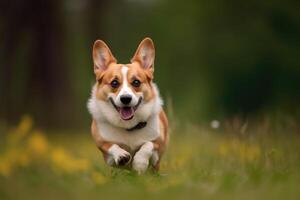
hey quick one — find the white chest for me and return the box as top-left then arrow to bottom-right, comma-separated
96,115 -> 160,151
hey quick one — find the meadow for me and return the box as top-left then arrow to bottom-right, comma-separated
0,115 -> 300,200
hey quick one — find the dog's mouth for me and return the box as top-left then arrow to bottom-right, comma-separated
109,97 -> 142,121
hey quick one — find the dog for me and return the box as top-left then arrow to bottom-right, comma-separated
87,37 -> 169,173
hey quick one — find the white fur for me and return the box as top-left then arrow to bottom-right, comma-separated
94,113 -> 160,150
107,144 -> 131,166
132,142 -> 154,173
87,74 -> 163,151
114,66 -> 139,106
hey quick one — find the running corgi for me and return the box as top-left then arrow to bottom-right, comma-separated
88,38 -> 168,173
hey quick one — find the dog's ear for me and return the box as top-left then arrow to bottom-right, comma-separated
131,37 -> 155,70
93,40 -> 117,74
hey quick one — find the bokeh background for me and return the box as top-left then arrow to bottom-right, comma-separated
1,1 -> 300,199
1,0 -> 299,129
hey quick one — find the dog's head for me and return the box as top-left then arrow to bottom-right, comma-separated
90,38 -> 160,126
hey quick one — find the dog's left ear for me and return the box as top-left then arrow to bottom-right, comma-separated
131,37 -> 155,70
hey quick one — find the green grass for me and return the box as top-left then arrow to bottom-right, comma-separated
0,119 -> 300,200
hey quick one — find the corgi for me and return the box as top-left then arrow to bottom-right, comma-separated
88,38 -> 169,173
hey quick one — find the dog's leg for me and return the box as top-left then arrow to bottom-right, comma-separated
106,144 -> 132,166
132,142 -> 154,174
91,121 -> 131,166
150,151 -> 160,171
96,142 -> 132,167
149,110 -> 168,172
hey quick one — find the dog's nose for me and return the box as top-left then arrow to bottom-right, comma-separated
120,95 -> 132,105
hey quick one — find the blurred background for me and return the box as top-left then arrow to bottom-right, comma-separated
0,0 -> 299,129
1,1 -> 300,199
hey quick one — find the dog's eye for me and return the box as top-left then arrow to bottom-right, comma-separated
111,80 -> 119,88
132,79 -> 141,87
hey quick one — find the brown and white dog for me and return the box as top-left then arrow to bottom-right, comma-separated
87,38 -> 168,173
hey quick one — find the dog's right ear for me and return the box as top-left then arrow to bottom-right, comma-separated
93,40 -> 117,74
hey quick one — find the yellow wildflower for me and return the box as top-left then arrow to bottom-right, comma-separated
18,152 -> 31,167
91,171 -> 108,185
51,147 -> 91,174
16,115 -> 33,137
7,115 -> 33,144
27,131 -> 48,156
0,158 -> 12,177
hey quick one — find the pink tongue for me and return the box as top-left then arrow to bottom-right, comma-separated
120,107 -> 134,120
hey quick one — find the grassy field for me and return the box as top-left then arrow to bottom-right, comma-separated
0,116 -> 300,200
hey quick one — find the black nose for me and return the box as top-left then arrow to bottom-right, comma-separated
120,95 -> 132,105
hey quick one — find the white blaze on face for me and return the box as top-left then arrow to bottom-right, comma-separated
116,66 -> 138,106
120,66 -> 132,96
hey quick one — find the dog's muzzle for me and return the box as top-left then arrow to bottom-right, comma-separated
109,97 -> 142,120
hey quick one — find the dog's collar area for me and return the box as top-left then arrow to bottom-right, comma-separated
126,121 -> 147,132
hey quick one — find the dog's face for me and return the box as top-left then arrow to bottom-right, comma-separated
92,38 -> 156,122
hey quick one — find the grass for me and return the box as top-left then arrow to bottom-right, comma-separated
0,116 -> 300,200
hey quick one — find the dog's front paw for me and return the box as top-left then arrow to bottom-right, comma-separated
114,149 -> 131,166
116,153 -> 131,166
109,145 -> 132,166
132,155 -> 149,174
